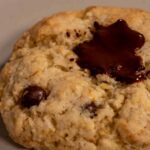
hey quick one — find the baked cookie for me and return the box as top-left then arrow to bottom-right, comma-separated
0,6 -> 150,150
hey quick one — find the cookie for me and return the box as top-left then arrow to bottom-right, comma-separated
0,6 -> 150,150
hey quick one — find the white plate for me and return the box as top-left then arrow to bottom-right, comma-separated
0,0 -> 150,149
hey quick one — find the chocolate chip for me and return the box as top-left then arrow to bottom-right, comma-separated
74,29 -> 81,38
66,32 -> 70,37
83,102 -> 103,118
76,32 -> 80,38
21,86 -> 47,108
73,19 -> 146,84
69,58 -> 75,62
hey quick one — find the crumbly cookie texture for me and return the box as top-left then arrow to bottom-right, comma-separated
0,6 -> 150,150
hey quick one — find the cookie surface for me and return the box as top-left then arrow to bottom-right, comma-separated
0,6 -> 150,150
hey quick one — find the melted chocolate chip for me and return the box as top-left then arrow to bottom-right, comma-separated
21,86 -> 47,108
83,102 -> 102,118
73,19 -> 146,84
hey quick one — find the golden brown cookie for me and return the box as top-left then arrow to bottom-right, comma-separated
0,6 -> 150,150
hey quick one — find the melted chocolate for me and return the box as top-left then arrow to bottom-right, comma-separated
73,19 -> 145,83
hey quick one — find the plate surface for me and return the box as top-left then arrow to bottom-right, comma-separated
0,0 -> 150,149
